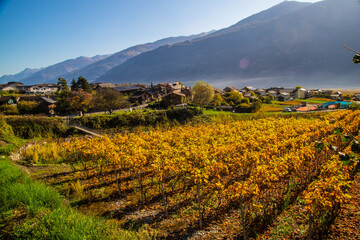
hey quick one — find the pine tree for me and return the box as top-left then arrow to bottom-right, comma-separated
57,78 -> 69,92
71,78 -> 77,91
77,77 -> 92,92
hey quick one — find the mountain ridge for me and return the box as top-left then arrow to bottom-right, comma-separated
18,55 -> 110,85
57,32 -> 213,83
0,68 -> 42,84
97,0 -> 360,88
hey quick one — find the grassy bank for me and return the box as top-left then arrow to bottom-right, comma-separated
0,156 -> 152,239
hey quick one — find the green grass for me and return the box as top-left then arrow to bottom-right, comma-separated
13,208 -> 143,240
203,109 -> 236,116
0,156 -> 154,239
295,98 -> 333,104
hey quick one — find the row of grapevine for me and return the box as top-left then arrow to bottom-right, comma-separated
52,110 -> 360,238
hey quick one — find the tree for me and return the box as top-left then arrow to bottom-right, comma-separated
192,81 -> 214,108
92,88 -> 130,114
71,78 -> 77,91
57,78 -> 69,93
212,93 -> 224,106
225,91 -> 243,105
17,101 -> 41,114
295,86 -> 303,89
264,95 -> 274,104
241,98 -> 250,104
56,78 -> 71,114
344,45 -> 360,64
354,55 -> 360,64
248,91 -> 256,96
77,76 -> 92,92
65,89 -> 93,115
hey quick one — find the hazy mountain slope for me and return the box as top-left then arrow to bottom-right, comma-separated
97,0 -> 360,88
209,1 -> 312,37
59,32 -> 211,83
0,68 -> 41,84
19,55 -> 110,85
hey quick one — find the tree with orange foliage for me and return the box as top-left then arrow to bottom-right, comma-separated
66,89 -> 93,115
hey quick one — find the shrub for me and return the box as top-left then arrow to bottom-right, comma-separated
165,107 -> 203,123
6,116 -> 68,139
235,102 -> 262,113
17,101 -> 42,115
241,98 -> 250,104
75,108 -> 203,129
21,142 -> 65,164
0,105 -> 19,115
0,116 -> 15,142
348,102 -> 360,110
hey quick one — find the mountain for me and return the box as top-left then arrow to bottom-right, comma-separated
58,32 -> 212,83
19,55 -> 110,85
208,1 -> 312,37
97,0 -> 360,88
0,68 -> 42,84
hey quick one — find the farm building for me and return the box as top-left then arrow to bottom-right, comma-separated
321,101 -> 350,109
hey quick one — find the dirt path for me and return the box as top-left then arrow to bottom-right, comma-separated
69,124 -> 103,137
9,145 -> 31,175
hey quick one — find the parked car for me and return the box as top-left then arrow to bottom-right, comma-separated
283,107 -> 292,112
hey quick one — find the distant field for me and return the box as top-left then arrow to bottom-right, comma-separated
332,89 -> 360,95
273,98 -> 333,106
260,104 -> 283,112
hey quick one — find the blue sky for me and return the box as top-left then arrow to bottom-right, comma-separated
0,0 -> 321,76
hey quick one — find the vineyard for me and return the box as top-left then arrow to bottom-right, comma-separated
24,110 -> 360,239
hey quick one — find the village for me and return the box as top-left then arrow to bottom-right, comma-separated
0,80 -> 359,115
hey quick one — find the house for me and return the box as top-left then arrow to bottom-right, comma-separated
277,89 -> 295,100
242,86 -> 256,92
17,96 -> 57,113
129,90 -> 153,104
147,88 -> 162,100
19,84 -> 59,95
214,88 -> 225,95
0,85 -> 18,91
171,82 -> 182,91
266,90 -> 278,99
0,82 -> 24,92
292,88 -> 307,99
250,96 -> 259,101
162,92 -> 186,107
41,97 -> 57,113
223,86 -> 238,92
321,101 -> 350,109
255,89 -> 266,96
321,90 -> 334,97
94,83 -> 116,90
296,105 -> 318,112
157,83 -> 174,95
353,93 -> 360,100
114,85 -> 144,95
0,96 -> 19,105
243,93 -> 252,98
180,88 -> 193,102
278,92 -> 291,101
330,92 -> 343,100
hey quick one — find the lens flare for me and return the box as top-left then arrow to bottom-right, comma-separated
239,58 -> 250,69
